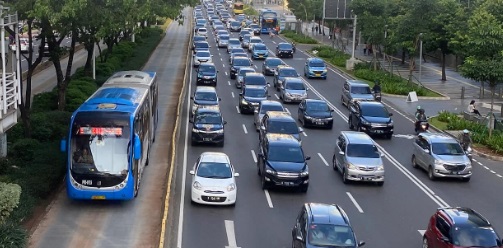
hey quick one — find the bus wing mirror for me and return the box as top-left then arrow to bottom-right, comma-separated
134,134 -> 142,160
60,139 -> 67,152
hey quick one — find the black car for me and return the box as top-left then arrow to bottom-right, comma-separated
229,21 -> 242,32
257,133 -> 310,192
243,72 -> 268,88
276,42 -> 295,58
250,24 -> 260,35
239,85 -> 268,114
292,203 -> 365,248
239,30 -> 251,41
348,101 -> 394,139
196,63 -> 218,86
273,66 -> 300,91
230,57 -> 252,79
262,57 -> 286,76
190,105 -> 227,146
298,99 -> 334,129
259,111 -> 302,143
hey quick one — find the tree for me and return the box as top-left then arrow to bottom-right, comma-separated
454,0 -> 503,136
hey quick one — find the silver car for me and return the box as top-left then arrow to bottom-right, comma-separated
235,67 -> 255,88
280,77 -> 308,103
332,131 -> 385,186
193,51 -> 213,67
241,35 -> 252,49
254,100 -> 286,131
412,133 -> 472,182
227,38 -> 242,53
341,80 -> 375,108
217,35 -> 230,48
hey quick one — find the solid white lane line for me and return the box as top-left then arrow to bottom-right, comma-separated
251,149 -> 257,163
227,81 -> 231,85
302,131 -> 307,137
231,92 -> 235,98
225,220 -> 241,248
236,106 -> 240,114
318,153 -> 329,166
346,192 -> 364,213
274,94 -> 279,99
264,189 -> 274,208
497,174 -> 503,178
225,71 -> 228,75
285,108 -> 290,114
242,124 -> 248,134
490,170 -> 496,174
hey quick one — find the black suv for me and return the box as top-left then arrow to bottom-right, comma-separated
230,57 -> 253,79
262,57 -> 286,76
239,85 -> 269,114
259,111 -> 302,143
423,207 -> 503,248
196,63 -> 218,87
190,105 -> 227,146
243,72 -> 268,88
273,66 -> 300,91
348,101 -> 393,139
276,42 -> 295,58
292,203 -> 365,248
257,133 -> 310,192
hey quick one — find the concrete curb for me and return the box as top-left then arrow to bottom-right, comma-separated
427,116 -> 503,162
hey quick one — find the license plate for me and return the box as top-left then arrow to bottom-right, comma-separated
281,181 -> 294,186
360,176 -> 374,181
209,196 -> 220,201
203,138 -> 212,141
374,130 -> 384,133
92,195 -> 106,200
259,55 -> 263,58
315,73 -> 321,76
316,121 -> 324,125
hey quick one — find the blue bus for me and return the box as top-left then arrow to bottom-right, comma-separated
259,9 -> 278,34
60,71 -> 158,200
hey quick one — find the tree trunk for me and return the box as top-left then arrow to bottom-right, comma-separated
62,29 -> 78,99
372,44 -> 377,71
84,42 -> 94,75
401,49 -> 406,64
489,84 -> 495,137
441,52 -> 446,81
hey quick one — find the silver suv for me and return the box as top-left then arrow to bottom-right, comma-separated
412,133 -> 472,182
341,80 -> 374,108
332,131 -> 384,186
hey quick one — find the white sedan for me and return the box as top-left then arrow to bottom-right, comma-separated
190,152 -> 239,206
196,27 -> 208,38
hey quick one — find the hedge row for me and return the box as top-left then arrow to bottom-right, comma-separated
310,45 -> 350,67
281,30 -> 318,44
0,27 -> 163,248
437,111 -> 503,154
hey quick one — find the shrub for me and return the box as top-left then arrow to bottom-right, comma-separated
31,91 -> 58,113
9,139 -> 40,162
30,111 -> 71,142
0,222 -> 27,248
310,46 -> 350,67
354,68 -> 428,96
282,30 -> 318,44
0,182 -> 21,224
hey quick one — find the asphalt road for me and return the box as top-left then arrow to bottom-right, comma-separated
28,15 -> 189,248
170,10 -> 503,248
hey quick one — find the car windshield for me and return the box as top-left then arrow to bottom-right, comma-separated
245,76 -> 266,85
231,21 -> 240,26
233,53 -> 248,59
254,44 -> 267,50
285,82 -> 305,90
195,112 -> 222,124
245,88 -> 267,97
229,39 -> 241,45
351,86 -> 372,94
278,43 -> 292,49
451,225 -> 502,247
196,162 -> 232,179
199,65 -> 216,73
195,42 -> 209,48
239,69 -> 254,76
198,28 -> 207,32
279,69 -> 298,77
267,121 -> 299,134
251,39 -> 262,43
361,105 -> 389,118
231,48 -> 245,53
309,61 -> 325,67
268,146 -> 305,163
346,144 -> 380,158
241,31 -> 251,35
220,35 -> 229,40
234,59 -> 252,66
308,224 -> 356,247
194,36 -> 205,42
266,59 -> 284,66
307,102 -> 330,112
251,24 -> 259,29
431,142 -> 465,155
260,104 -> 284,114
243,35 -> 251,41
196,51 -> 211,57
195,92 -> 217,101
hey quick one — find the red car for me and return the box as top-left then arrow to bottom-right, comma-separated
423,207 -> 503,248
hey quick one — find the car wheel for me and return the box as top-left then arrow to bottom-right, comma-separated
332,155 -> 337,171
218,141 -> 224,147
422,237 -> 429,248
191,139 -> 197,146
342,169 -> 350,184
348,118 -> 354,130
461,177 -> 471,182
376,181 -> 384,186
411,155 -> 419,168
341,95 -> 345,106
299,185 -> 308,193
323,77 -> 327,80
386,134 -> 393,139
428,166 -> 436,181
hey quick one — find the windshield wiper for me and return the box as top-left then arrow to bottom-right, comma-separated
202,175 -> 230,179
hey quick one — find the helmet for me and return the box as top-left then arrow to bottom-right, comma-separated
463,129 -> 470,134
417,106 -> 421,110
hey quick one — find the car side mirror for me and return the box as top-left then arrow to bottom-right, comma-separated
60,139 -> 67,152
306,88 -> 309,91
134,134 -> 142,160
330,109 -> 334,112
224,121 -> 228,125
339,151 -> 345,155
358,241 -> 366,247
189,119 -> 194,123
423,148 -> 430,154
260,126 -> 266,131
239,93 -> 243,96
217,70 -> 220,73
305,156 -> 311,160
190,96 -> 194,100
218,98 -> 222,101
234,172 -> 240,177
380,153 -> 385,157
211,54 -> 214,57
189,170 -> 195,175
254,109 -> 259,113
389,113 -> 393,116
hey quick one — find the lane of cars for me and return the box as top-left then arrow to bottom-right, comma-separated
179,2 -> 503,248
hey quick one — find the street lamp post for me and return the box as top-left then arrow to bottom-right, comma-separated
419,33 -> 423,82
383,25 -> 387,70
351,14 -> 357,60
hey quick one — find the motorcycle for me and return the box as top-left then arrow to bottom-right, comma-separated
373,91 -> 382,101
415,120 -> 429,134
461,143 -> 473,162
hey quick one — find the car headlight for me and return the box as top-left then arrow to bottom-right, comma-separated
347,163 -> 357,170
323,69 -> 327,72
193,181 -> 203,190
377,165 -> 384,171
305,116 -> 314,120
387,121 -> 394,126
326,117 -> 333,120
192,104 -> 198,111
215,129 -> 224,133
434,160 -> 444,166
285,93 -> 292,97
361,119 -> 371,125
241,99 -> 248,105
192,128 -> 202,133
227,183 -> 236,191
300,170 -> 309,176
265,169 -> 276,175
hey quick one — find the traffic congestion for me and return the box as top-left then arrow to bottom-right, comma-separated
179,1 -> 503,248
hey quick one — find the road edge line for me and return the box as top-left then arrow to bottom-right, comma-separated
158,15 -> 193,248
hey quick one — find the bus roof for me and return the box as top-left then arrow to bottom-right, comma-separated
78,87 -> 148,112
104,70 -> 156,87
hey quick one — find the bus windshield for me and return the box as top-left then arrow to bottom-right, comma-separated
70,112 -> 131,176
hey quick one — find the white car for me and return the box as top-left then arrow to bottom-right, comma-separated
197,28 -> 208,38
9,38 -> 30,53
190,152 -> 239,206
193,51 -> 213,67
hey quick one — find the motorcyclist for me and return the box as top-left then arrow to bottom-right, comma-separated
372,80 -> 382,101
458,129 -> 472,151
292,42 -> 296,53
415,106 -> 428,132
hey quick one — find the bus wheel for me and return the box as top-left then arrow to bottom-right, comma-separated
134,178 -> 139,197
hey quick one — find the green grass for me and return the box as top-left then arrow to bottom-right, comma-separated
281,30 -> 318,44
429,116 -> 449,130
